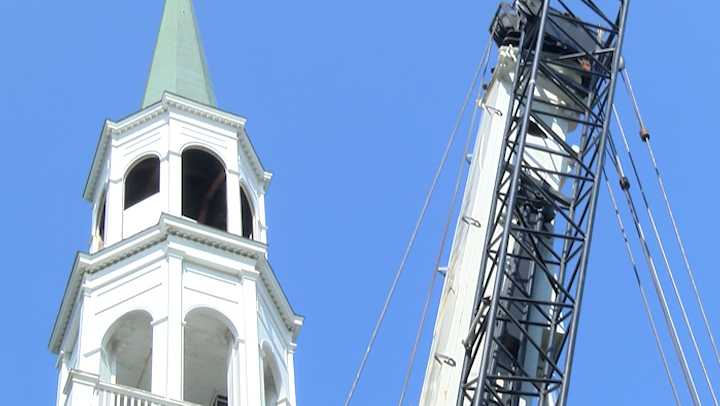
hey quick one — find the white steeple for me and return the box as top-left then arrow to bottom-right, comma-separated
49,3 -> 302,406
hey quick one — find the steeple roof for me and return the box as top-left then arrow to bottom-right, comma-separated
142,0 -> 216,108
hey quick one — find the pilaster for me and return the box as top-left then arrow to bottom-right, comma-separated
166,252 -> 185,399
105,175 -> 124,246
151,316 -> 170,396
227,337 -> 243,406
242,275 -> 263,406
167,122 -> 182,217
227,169 -> 242,235
287,345 -> 298,406
56,352 -> 70,406
258,193 -> 268,244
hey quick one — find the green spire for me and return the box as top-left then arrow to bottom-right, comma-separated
143,0 -> 216,108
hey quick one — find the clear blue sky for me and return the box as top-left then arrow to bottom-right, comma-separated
1,1 -> 719,405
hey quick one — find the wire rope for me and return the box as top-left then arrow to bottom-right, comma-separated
606,135 -> 703,406
343,41 -> 491,406
603,169 -> 682,406
622,67 -> 720,368
613,106 -> 718,405
396,39 -> 494,405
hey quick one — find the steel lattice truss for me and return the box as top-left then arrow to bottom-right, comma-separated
457,1 -> 629,405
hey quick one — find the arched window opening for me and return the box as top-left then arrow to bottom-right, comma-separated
182,149 -> 227,231
263,366 -> 279,406
124,157 -> 160,209
184,308 -> 233,405
240,187 -> 254,239
101,311 -> 153,392
97,190 -> 107,242
262,349 -> 280,406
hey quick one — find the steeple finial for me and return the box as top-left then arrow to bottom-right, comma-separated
143,0 -> 216,108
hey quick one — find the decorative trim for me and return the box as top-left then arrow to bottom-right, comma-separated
83,92 -> 269,202
49,214 -> 301,353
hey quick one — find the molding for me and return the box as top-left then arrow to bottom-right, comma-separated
49,213 -> 301,353
258,258 -> 305,341
83,92 -> 269,202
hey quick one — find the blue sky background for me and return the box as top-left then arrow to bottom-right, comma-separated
1,1 -> 719,405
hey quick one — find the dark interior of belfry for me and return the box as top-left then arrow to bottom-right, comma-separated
121,148 -> 257,238
125,157 -> 161,209
182,149 -> 228,231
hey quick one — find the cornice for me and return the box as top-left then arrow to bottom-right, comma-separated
83,92 -> 268,201
257,257 -> 304,341
49,214 -> 301,353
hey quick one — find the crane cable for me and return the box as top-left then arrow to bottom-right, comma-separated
343,39 -> 492,406
602,169 -> 682,406
613,107 -> 719,405
622,67 -> 720,368
606,134 -> 703,406
396,39 -> 494,405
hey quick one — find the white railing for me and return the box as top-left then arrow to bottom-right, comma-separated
64,369 -> 200,406
96,381 -> 200,406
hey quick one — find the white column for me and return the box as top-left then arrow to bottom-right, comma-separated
166,253 -> 185,399
227,337 -> 243,406
286,345 -> 298,406
258,193 -> 268,244
242,276 -> 263,406
77,293 -> 102,375
151,317 -> 169,396
167,150 -> 182,216
237,332 -> 250,406
159,152 -> 171,215
227,170 -> 242,235
56,353 -> 69,406
105,176 -> 124,246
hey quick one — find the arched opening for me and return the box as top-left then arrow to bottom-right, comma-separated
261,344 -> 282,406
184,308 -> 234,406
240,186 -> 254,239
124,157 -> 160,209
97,189 -> 107,243
101,311 -> 153,391
182,149 -> 227,231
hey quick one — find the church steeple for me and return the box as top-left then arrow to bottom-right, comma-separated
142,0 -> 216,108
51,5 -> 303,406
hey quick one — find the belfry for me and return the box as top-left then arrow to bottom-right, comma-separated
48,1 -> 303,405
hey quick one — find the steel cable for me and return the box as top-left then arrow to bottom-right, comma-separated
613,107 -> 719,405
606,135 -> 703,406
343,42 -> 492,406
603,169 -> 682,406
396,39 -> 494,405
622,67 -> 720,368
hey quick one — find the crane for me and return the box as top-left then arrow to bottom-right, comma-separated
346,1 -> 719,404
420,1 -> 629,405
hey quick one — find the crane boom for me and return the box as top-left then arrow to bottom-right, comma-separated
420,1 -> 630,405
